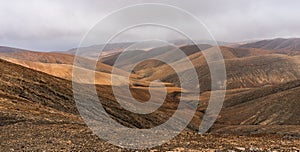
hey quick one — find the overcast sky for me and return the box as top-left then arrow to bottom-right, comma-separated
1,0 -> 300,51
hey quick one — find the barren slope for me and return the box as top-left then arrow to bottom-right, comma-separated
101,44 -> 212,67
0,47 -> 135,77
1,57 -> 129,85
64,42 -> 135,59
209,80 -> 300,136
134,47 -> 300,91
0,58 -> 186,129
1,44 -> 300,151
239,38 -> 300,55
1,55 -> 300,151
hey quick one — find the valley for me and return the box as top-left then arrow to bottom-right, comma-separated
0,38 -> 300,151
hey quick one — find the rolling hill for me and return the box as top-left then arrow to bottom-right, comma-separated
239,38 -> 300,55
0,46 -> 137,78
63,42 -> 135,59
130,46 -> 300,91
210,80 -> 300,136
0,57 -> 183,129
1,54 -> 299,130
100,44 -> 212,67
0,57 -> 129,85
1,42 -> 300,150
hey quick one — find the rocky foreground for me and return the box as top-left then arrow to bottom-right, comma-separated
1,122 -> 300,151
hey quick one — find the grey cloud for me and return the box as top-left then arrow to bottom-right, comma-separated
0,0 -> 300,51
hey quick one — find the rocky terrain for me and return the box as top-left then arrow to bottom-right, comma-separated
1,41 -> 300,151
239,38 -> 300,55
131,46 -> 300,91
2,124 -> 300,151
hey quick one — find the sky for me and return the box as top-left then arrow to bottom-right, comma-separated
1,0 -> 300,51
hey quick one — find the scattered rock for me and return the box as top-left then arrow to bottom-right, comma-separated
66,140 -> 72,145
235,147 -> 246,151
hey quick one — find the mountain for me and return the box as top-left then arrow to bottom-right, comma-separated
0,57 -> 184,128
2,55 -> 299,130
63,41 -> 214,61
63,42 -> 135,59
0,46 -> 136,78
219,80 -> 300,125
1,43 -> 300,150
131,46 -> 300,91
0,46 -> 76,64
0,46 -> 31,53
1,57 -> 130,85
239,38 -> 300,55
219,46 -> 272,57
170,39 -> 229,46
100,44 -> 212,67
211,80 -> 300,136
64,40 -> 188,60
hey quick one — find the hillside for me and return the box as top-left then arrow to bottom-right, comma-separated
100,44 -> 212,67
2,53 -> 299,129
0,46 -> 31,53
0,58 -> 186,129
239,38 -> 300,55
0,46 -> 136,78
0,57 -> 130,85
219,80 -> 300,125
0,47 -> 76,64
64,42 -> 135,59
1,50 -> 300,150
210,80 -> 300,136
132,46 -> 300,91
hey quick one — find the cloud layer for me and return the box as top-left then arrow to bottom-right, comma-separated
1,0 -> 300,51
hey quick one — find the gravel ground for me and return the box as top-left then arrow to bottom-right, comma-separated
1,123 -> 300,151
